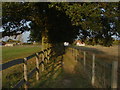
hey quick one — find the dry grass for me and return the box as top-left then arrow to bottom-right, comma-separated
2,57 -> 37,88
86,45 -> 119,57
71,45 -> 119,88
74,45 -> 119,63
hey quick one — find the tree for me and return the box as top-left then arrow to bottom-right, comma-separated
2,2 -> 120,47
2,2 -> 79,48
49,2 -> 119,46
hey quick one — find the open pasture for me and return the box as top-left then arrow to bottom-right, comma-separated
2,45 -> 42,63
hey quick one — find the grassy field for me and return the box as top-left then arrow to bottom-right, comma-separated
2,45 -> 119,88
2,45 -> 118,63
84,45 -> 119,57
2,45 -> 42,63
2,45 -> 42,88
73,45 -> 119,62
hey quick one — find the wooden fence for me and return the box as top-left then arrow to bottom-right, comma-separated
69,46 -> 119,88
1,45 -> 119,88
1,47 -> 64,88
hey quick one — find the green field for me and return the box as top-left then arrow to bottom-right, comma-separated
2,45 -> 42,63
2,45 -> 118,63
2,45 -> 42,88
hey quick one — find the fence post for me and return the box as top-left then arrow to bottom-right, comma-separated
76,49 -> 78,62
46,50 -> 48,64
83,51 -> 86,71
47,49 -> 51,63
23,58 -> 28,89
91,54 -> 95,86
111,61 -> 118,88
72,48 -> 73,56
36,53 -> 39,81
47,50 -> 50,63
61,55 -> 64,67
41,52 -> 44,72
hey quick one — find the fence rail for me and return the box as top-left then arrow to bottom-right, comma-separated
1,47 -> 64,88
0,59 -> 24,71
0,50 -> 45,71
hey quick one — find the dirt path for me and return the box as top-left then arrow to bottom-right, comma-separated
36,48 -> 93,88
35,45 -> 119,88
52,48 -> 93,88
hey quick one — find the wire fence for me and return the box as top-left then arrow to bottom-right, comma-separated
69,46 -> 118,88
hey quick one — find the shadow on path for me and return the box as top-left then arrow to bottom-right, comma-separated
55,49 -> 93,88
35,47 -> 93,88
35,45 -> 119,88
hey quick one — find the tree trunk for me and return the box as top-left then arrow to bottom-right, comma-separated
41,28 -> 49,50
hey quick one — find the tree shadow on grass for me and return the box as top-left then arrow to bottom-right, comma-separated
42,48 -> 94,88
33,44 -> 65,88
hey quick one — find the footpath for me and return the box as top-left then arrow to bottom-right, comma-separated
36,48 -> 93,88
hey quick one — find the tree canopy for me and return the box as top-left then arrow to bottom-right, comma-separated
2,2 -> 120,46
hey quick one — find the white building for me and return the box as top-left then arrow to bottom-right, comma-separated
64,42 -> 69,46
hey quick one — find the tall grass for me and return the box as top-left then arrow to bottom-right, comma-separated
2,45 -> 42,88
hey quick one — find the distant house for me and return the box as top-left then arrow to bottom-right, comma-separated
5,43 -> 16,46
33,41 -> 36,45
74,40 -> 85,46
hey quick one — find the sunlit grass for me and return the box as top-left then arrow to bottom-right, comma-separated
2,45 -> 42,88
2,45 -> 42,63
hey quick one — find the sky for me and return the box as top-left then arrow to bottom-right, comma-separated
1,30 -> 120,43
1,31 -> 30,42
21,31 -> 30,42
0,21 -> 31,42
0,27 -> 30,42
